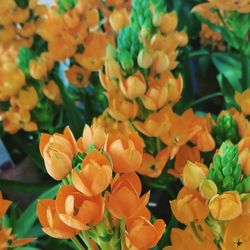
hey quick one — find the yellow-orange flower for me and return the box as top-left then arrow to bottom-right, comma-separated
109,8 -> 130,33
137,148 -> 169,178
0,192 -> 11,218
106,173 -> 150,219
238,137 -> 250,175
170,187 -> 209,225
105,132 -> 144,173
72,150 -> 112,197
126,216 -> 166,249
43,80 -> 62,105
37,198 -> 77,239
235,90 -> 250,116
182,161 -> 208,189
66,65 -> 90,87
39,126 -> 78,180
160,11 -> 178,34
169,145 -> 201,177
55,185 -> 104,230
209,191 -> 242,221
221,214 -> 250,250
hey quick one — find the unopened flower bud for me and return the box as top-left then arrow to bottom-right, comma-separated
199,179 -> 218,200
137,49 -> 153,69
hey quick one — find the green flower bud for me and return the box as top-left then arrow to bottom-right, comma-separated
212,114 -> 239,147
242,176 -> 250,193
223,176 -> 235,191
119,50 -> 134,71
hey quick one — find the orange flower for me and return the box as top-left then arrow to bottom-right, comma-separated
39,126 -> 78,180
221,214 -> 250,250
66,65 -> 90,87
107,93 -> 139,121
169,145 -> 201,177
105,132 -> 144,173
0,192 -> 11,218
160,11 -> 178,34
119,71 -> 147,100
137,148 -> 169,178
29,59 -> 48,80
109,8 -> 130,33
209,191 -> 242,221
163,227 -> 217,250
72,150 -> 112,197
77,124 -> 106,152
55,185 -> 104,230
11,86 -> 38,110
235,89 -> 250,115
2,108 -> 37,134
170,187 -> 209,225
0,223 -> 36,250
133,106 -> 171,137
43,80 -> 62,105
176,30 -> 189,47
161,109 -> 202,158
106,173 -> 150,219
151,51 -> 169,73
182,161 -> 208,189
126,216 -> 166,249
75,33 -> 114,71
238,137 -> 250,175
37,198 -> 77,239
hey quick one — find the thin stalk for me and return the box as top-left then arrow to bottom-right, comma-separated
187,92 -> 223,109
80,232 -> 94,250
71,237 -> 86,250
120,220 -> 126,250
191,222 -> 203,242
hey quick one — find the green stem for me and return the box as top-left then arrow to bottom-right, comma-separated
71,237 -> 86,250
190,222 -> 203,242
120,220 -> 126,250
80,232 -> 94,250
241,51 -> 250,89
156,138 -> 162,153
187,92 -> 223,109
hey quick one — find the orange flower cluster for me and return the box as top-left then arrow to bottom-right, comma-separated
97,0 -> 217,179
38,126 -> 165,249
0,192 -> 35,249
167,138 -> 250,249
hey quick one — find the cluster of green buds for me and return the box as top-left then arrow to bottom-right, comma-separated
212,113 -> 239,147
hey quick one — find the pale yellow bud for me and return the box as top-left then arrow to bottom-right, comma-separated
152,51 -> 169,73
183,161 -> 207,189
137,49 -> 153,69
199,179 -> 218,200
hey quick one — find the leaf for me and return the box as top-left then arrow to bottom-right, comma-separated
15,184 -> 60,237
14,0 -> 29,9
15,247 -> 41,250
212,52 -> 242,91
17,47 -> 36,76
0,179 -> 53,195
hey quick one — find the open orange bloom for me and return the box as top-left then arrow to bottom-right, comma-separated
0,192 -> 11,218
164,227 -> 217,250
0,223 -> 36,250
39,126 -> 78,180
169,145 -> 201,177
72,150 -> 112,197
161,109 -> 202,158
56,185 -> 104,231
106,173 -> 150,219
107,92 -> 139,121
209,191 -> 242,221
133,106 -> 171,137
37,198 -> 77,239
105,132 -> 144,173
119,71 -> 146,100
77,124 -> 106,152
75,33 -> 114,71
137,148 -> 169,178
235,90 -> 250,116
222,214 -> 250,250
126,216 -> 166,249
66,65 -> 90,87
170,187 -> 209,225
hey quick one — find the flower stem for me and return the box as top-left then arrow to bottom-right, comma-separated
190,222 -> 203,242
241,51 -> 250,90
120,220 -> 126,250
71,237 -> 86,250
80,232 -> 94,250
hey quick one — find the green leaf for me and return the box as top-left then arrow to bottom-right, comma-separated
212,52 -> 242,91
0,179 -> 53,195
15,248 -> 41,250
15,184 -> 60,237
14,0 -> 29,9
17,47 -> 36,76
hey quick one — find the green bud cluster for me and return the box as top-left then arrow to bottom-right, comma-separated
208,141 -> 242,193
212,114 -> 239,147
